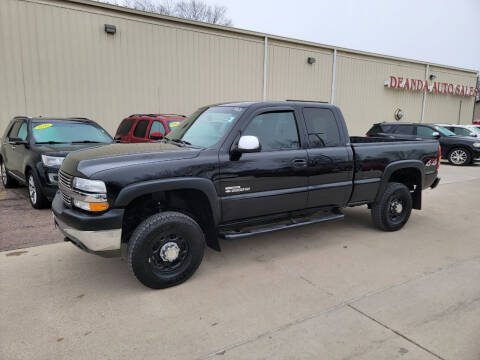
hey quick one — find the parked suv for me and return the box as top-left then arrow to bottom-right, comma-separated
367,122 -> 480,166
0,116 -> 113,208
115,114 -> 185,143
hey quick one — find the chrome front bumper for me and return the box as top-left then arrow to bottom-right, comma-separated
54,215 -> 122,257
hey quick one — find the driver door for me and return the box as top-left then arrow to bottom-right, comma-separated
4,119 -> 26,179
218,108 -> 309,222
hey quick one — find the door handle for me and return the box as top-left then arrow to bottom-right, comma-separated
292,159 -> 307,168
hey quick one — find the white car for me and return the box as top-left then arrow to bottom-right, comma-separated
465,125 -> 480,137
438,124 -> 479,138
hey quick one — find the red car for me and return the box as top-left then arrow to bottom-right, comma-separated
115,114 -> 185,143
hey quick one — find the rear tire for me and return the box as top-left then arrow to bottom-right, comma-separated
27,171 -> 49,209
128,211 -> 205,289
1,160 -> 18,188
371,182 -> 412,231
447,148 -> 471,166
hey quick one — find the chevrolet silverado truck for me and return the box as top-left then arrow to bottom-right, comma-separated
52,102 -> 441,289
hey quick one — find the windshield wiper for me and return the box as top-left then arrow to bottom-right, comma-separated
174,139 -> 191,145
35,141 -> 71,144
168,138 -> 192,146
71,140 -> 103,144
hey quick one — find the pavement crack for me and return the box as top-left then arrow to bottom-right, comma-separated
198,256 -> 480,360
347,304 -> 447,360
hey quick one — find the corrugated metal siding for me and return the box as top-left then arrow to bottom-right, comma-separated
0,0 -> 28,124
424,66 -> 477,125
266,40 -> 333,102
475,102 -> 480,121
0,0 -> 264,134
334,52 -> 426,136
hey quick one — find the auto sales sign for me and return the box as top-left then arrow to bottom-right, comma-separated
385,75 -> 478,97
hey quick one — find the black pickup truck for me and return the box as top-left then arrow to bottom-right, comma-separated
52,102 -> 440,289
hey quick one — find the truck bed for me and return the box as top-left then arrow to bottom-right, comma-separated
348,136 -> 439,205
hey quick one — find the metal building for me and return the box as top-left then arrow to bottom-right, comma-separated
0,0 -> 478,136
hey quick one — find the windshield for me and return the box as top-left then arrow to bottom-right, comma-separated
167,120 -> 183,131
435,126 -> 456,136
32,121 -> 113,144
166,106 -> 245,147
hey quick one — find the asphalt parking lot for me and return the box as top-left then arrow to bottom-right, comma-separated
1,163 -> 480,360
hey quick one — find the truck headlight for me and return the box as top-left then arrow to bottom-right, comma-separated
73,177 -> 107,193
41,155 -> 64,167
473,143 -> 480,148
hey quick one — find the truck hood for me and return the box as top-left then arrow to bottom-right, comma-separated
34,143 -> 107,157
61,142 -> 202,177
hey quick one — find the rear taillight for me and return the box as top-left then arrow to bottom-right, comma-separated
437,144 -> 441,169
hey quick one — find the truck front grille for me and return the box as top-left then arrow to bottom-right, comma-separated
58,170 -> 73,207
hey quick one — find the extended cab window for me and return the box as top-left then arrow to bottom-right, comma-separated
133,120 -> 149,138
243,111 -> 299,151
302,108 -> 341,147
394,125 -> 414,135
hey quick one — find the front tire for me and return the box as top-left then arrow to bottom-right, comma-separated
447,148 -> 471,166
27,171 -> 48,209
128,211 -> 205,289
1,160 -> 18,188
371,182 -> 412,231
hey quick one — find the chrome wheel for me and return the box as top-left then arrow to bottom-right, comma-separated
28,175 -> 37,204
449,149 -> 468,165
1,162 -> 7,185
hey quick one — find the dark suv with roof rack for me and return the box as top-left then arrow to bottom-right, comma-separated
115,114 -> 185,143
0,116 -> 113,209
367,122 -> 480,166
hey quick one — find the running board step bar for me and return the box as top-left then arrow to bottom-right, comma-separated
219,212 -> 344,240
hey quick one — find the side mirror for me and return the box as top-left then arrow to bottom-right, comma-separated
114,136 -> 122,143
431,132 -> 440,139
150,132 -> 163,140
237,135 -> 261,153
8,137 -> 28,145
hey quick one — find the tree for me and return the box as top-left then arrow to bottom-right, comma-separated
98,0 -> 232,26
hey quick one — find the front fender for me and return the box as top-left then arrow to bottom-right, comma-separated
114,177 -> 221,225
